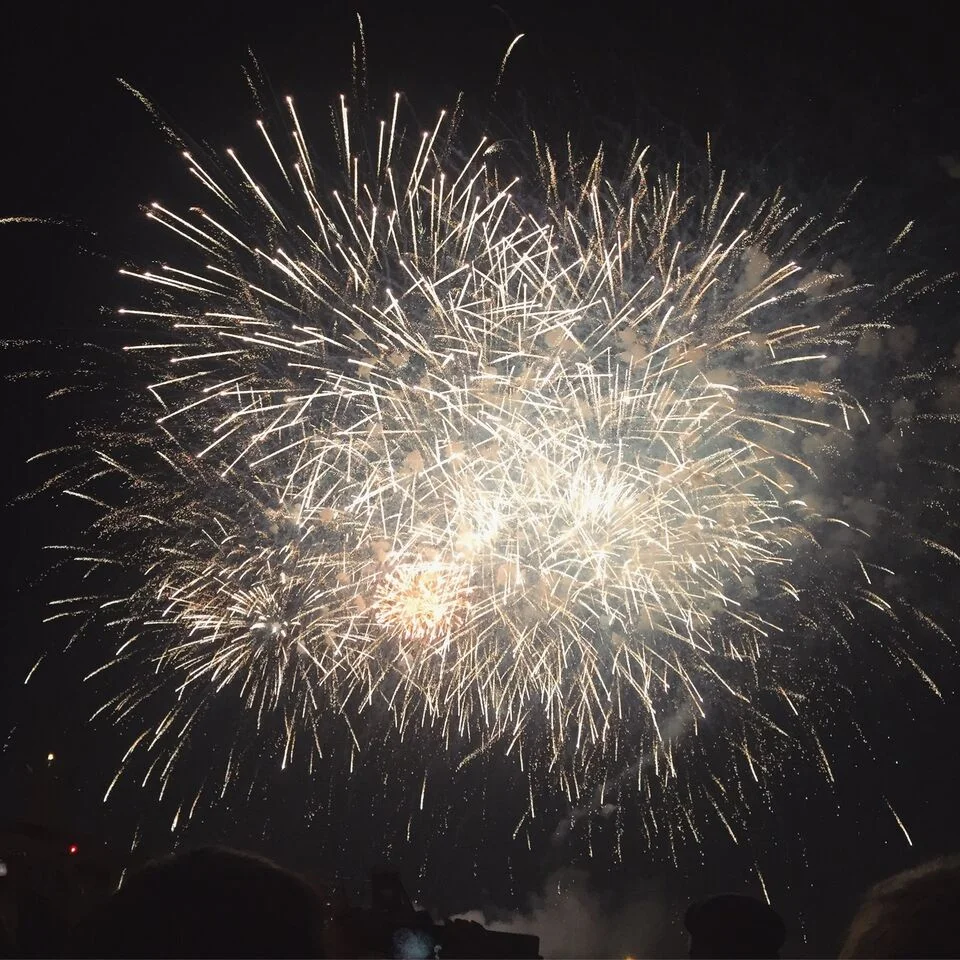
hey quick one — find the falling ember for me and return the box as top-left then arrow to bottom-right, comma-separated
885,799 -> 914,847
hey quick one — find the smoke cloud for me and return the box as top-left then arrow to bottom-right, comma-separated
453,867 -> 687,959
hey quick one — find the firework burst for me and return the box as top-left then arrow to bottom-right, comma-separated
34,86 -> 957,846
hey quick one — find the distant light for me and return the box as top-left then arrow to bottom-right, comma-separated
0,860 -> 7,877
47,752 -> 55,762
68,844 -> 78,855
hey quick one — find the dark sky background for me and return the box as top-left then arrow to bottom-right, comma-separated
2,2 -> 959,957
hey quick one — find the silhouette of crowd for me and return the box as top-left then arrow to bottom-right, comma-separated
683,858 -> 960,959
70,848 -> 326,958
2,842 -> 960,957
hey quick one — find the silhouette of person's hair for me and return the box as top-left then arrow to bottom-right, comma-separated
840,854 -> 960,958
685,893 -> 786,959
69,846 -> 325,958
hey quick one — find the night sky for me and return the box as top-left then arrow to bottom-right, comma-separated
2,3 -> 959,957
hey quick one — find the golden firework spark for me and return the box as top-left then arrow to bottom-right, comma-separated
35,86 -> 956,846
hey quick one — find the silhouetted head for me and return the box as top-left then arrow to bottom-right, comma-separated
840,854 -> 960,958
71,846 -> 325,958
685,893 -> 786,959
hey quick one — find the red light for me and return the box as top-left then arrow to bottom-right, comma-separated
68,844 -> 78,855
